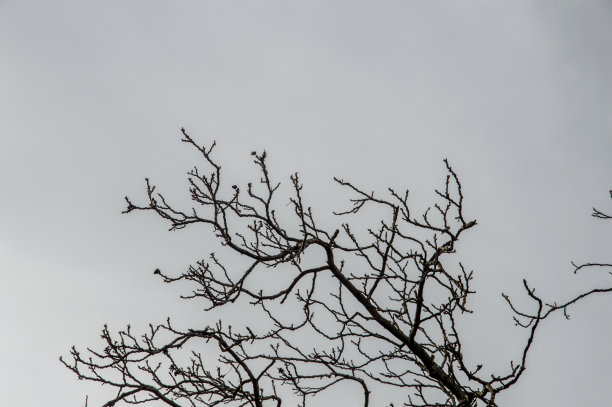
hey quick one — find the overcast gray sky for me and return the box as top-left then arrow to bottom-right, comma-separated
1,1 -> 611,406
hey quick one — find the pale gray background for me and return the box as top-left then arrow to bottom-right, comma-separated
1,1 -> 611,406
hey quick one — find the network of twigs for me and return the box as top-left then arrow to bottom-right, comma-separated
61,130 -> 612,407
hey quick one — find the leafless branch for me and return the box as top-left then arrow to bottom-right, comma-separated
64,131 -> 612,407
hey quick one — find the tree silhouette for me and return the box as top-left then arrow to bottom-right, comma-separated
62,130 -> 612,407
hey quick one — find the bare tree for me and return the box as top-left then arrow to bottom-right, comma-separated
62,130 -> 612,407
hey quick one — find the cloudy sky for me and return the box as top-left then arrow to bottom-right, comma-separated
1,1 -> 611,406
